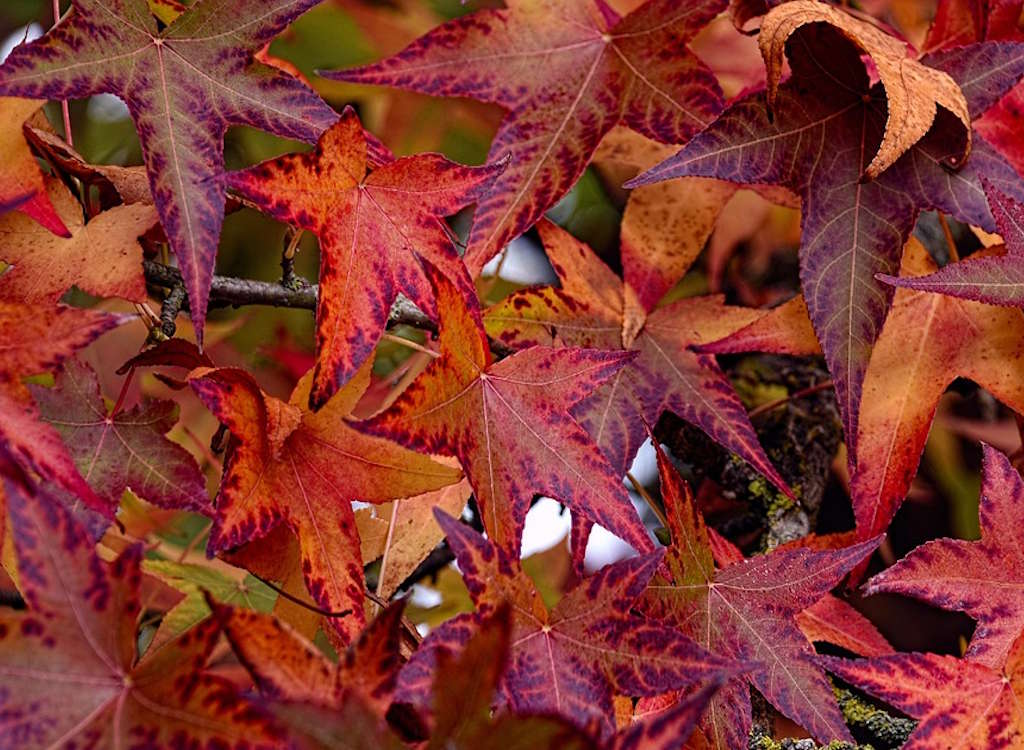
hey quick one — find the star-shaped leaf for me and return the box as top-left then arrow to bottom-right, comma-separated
759,0 -> 971,179
485,219 -> 790,495
823,630 -> 1024,749
397,510 -> 737,742
225,107 -> 502,408
0,480 -> 281,749
628,22 -> 1024,451
592,127 -> 739,312
361,259 -> 651,556
641,443 -> 880,748
882,181 -> 1024,305
190,359 -> 462,642
0,301 -> 126,514
30,358 -> 208,513
326,0 -> 726,274
0,178 -> 156,304
212,596 -> 407,714
0,0 -> 340,343
704,239 -> 1024,544
865,444 -> 1024,668
923,0 -> 1024,184
0,97 -> 69,236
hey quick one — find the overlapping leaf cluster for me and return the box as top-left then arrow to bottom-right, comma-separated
4,0 -> 1024,747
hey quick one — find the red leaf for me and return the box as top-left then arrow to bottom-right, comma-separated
325,0 -> 726,273
0,481 -> 280,748
628,24 -> 1024,457
361,259 -> 651,555
190,360 -> 462,643
641,444 -> 880,747
0,98 -> 69,237
397,510 -> 737,742
796,594 -> 894,658
0,0 -> 340,344
485,219 -> 790,494
866,444 -> 1024,668
0,178 -> 155,304
30,358 -> 208,513
212,597 -> 406,714
823,630 -> 1024,749
881,181 -> 1024,304
225,108 -> 502,408
0,301 -> 127,514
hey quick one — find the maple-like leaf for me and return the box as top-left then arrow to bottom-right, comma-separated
357,469 -> 471,599
225,107 -> 501,408
705,238 -> 1024,544
760,0 -> 971,179
865,444 -> 1024,668
190,359 -> 462,642
0,97 -> 69,237
0,0 -> 340,343
882,181 -> 1024,304
592,127 -> 740,312
0,301 -> 126,514
0,178 -> 155,304
485,219 -> 789,494
326,0 -> 726,274
628,22 -> 1024,450
361,259 -> 651,555
213,597 -> 406,714
640,444 -> 880,748
923,0 -> 1024,183
0,480 -> 281,749
419,603 -> 598,750
397,510 -> 737,742
823,631 -> 1024,749
30,358 -> 208,512
796,594 -> 894,658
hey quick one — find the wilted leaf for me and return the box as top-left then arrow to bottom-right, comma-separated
629,25 -> 1024,456
760,0 -> 971,178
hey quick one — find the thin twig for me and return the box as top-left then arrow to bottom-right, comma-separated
252,573 -> 353,618
938,213 -> 961,263
52,0 -> 73,147
143,260 -> 435,331
626,471 -> 668,528
364,589 -> 422,645
375,499 -> 400,604
748,380 -> 834,419
382,333 -> 439,358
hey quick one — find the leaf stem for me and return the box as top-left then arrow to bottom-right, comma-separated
251,573 -> 353,619
52,0 -> 73,147
748,380 -> 834,419
938,213 -> 960,263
